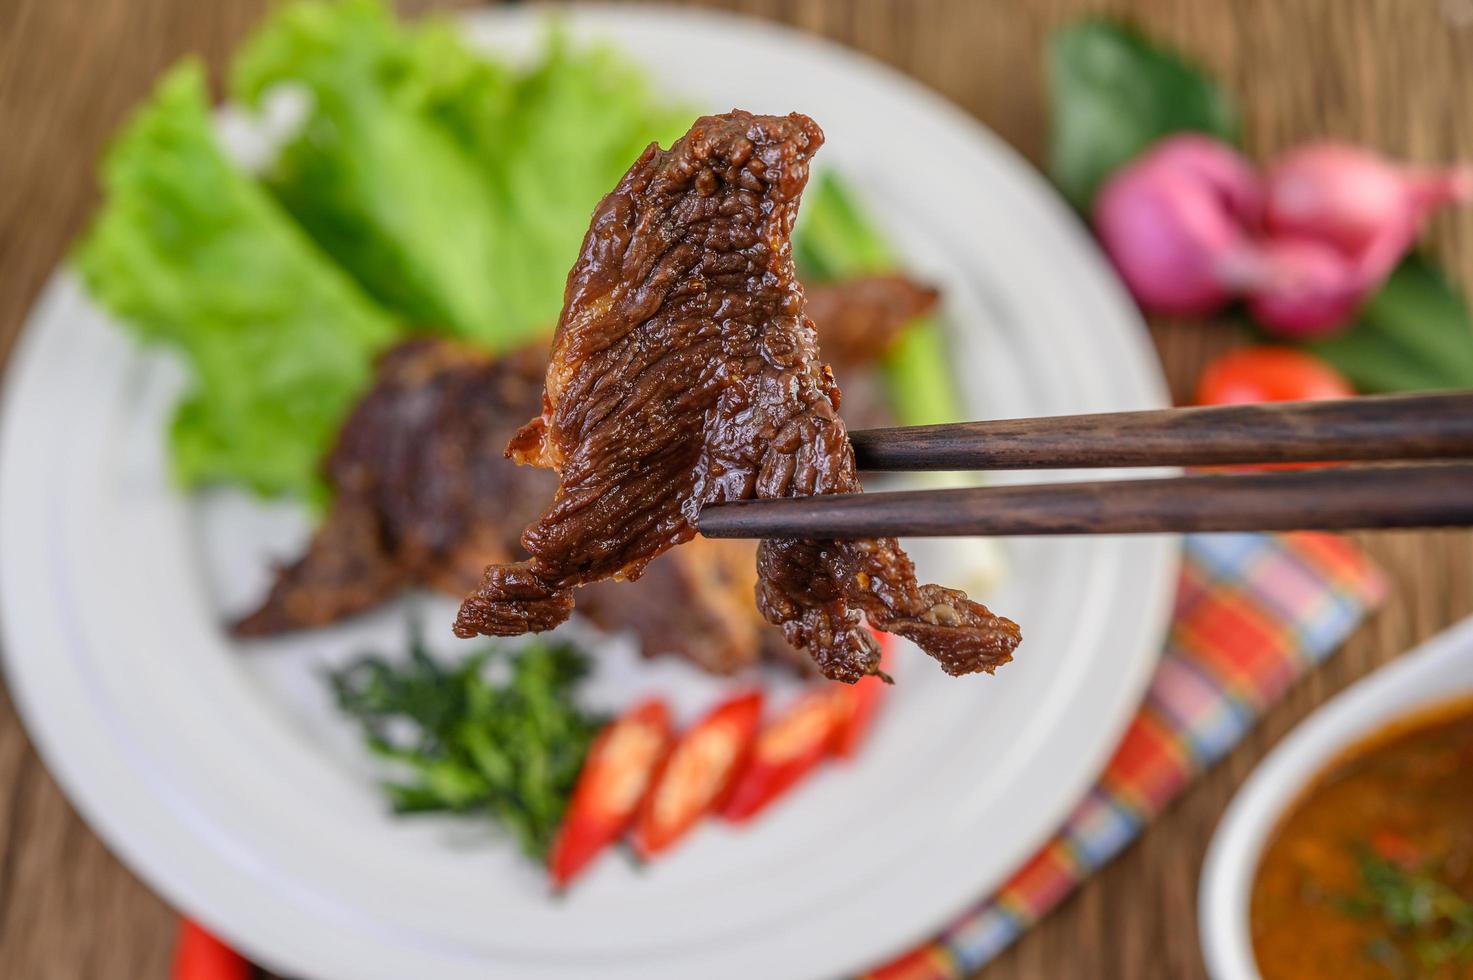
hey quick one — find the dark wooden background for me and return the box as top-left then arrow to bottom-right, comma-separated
2,1 -> 1470,977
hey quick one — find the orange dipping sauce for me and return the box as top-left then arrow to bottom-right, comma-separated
1250,697 -> 1473,979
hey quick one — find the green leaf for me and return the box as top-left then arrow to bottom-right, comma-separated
1047,19 -> 1238,210
880,323 -> 963,427
232,0 -> 511,343
72,61 -> 397,498
793,170 -> 896,281
1345,845 -> 1473,971
456,29 -> 692,339
1307,254 -> 1473,393
383,783 -> 454,814
231,0 -> 690,351
80,0 -> 692,500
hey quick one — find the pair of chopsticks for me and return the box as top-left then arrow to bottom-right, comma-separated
698,392 -> 1473,539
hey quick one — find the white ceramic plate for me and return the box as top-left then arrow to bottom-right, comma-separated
1199,615 -> 1473,980
0,7 -> 1176,979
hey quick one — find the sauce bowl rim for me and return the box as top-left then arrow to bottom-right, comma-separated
1198,614 -> 1473,980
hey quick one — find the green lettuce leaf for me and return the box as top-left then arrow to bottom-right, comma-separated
77,1 -> 693,499
73,61 -> 396,498
459,31 -> 691,338
232,0 -> 689,349
232,0 -> 512,343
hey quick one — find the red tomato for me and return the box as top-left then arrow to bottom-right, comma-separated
1194,347 -> 1354,406
548,699 -> 673,889
722,688 -> 841,822
830,629 -> 895,760
172,919 -> 249,980
632,691 -> 763,857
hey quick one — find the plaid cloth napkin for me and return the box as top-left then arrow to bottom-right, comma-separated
865,531 -> 1387,980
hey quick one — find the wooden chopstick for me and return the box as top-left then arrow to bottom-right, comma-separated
848,392 -> 1473,471
698,463 -> 1473,538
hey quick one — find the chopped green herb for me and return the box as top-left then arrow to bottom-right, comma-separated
328,627 -> 605,859
1343,845 -> 1473,973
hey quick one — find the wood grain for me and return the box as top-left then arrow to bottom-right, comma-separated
1,1 -> 1470,978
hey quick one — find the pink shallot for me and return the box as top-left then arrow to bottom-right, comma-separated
1092,135 -> 1265,316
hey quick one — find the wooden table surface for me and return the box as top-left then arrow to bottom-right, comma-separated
2,1 -> 1470,977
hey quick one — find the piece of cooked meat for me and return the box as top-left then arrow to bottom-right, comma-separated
802,275 -> 939,365
453,110 -> 1020,682
577,275 -> 941,667
234,337 -> 554,635
580,537 -> 807,675
810,274 -> 940,431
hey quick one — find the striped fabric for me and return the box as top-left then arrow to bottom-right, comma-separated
865,531 -> 1386,980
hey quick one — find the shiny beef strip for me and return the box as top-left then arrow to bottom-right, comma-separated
454,110 -> 1020,682
234,338 -> 554,636
577,275 -> 940,670
230,271 -> 925,653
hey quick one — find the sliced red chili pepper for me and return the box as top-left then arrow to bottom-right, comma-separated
722,686 -> 841,823
632,690 -> 763,858
831,628 -> 895,760
548,698 -> 673,889
172,919 -> 249,980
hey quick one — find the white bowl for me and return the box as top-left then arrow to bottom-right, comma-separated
1199,614 -> 1473,980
